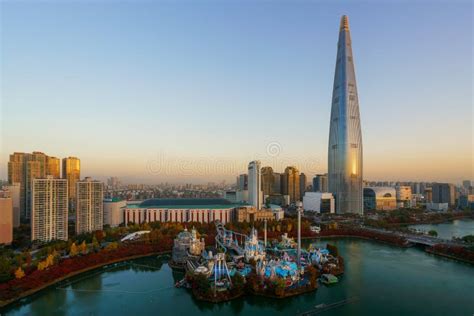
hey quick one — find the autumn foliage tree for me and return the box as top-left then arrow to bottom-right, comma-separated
69,242 -> 79,257
14,267 -> 25,279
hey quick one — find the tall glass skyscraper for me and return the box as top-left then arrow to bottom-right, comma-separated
328,16 -> 363,214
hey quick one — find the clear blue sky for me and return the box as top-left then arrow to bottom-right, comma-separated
1,0 -> 472,184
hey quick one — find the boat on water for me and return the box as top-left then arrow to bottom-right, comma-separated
320,274 -> 338,285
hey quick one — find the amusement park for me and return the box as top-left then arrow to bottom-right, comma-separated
170,203 -> 344,302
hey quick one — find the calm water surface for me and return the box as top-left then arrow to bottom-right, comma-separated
409,218 -> 474,240
4,223 -> 474,316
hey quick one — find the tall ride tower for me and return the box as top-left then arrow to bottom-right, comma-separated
328,15 -> 363,214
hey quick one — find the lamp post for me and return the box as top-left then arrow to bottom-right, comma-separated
264,219 -> 267,247
296,201 -> 303,267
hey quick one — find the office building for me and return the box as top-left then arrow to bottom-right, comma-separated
103,198 -> 127,227
76,177 -> 104,234
328,15 -> 364,214
31,177 -> 68,242
248,161 -> 262,210
62,157 -> 80,211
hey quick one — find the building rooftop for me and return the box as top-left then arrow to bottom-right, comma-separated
127,198 -> 246,209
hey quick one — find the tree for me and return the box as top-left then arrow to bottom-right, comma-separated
94,230 -> 106,243
461,235 -> 474,244
0,256 -> 12,282
80,241 -> 88,255
105,242 -> 118,251
428,230 -> 438,237
69,242 -> 78,257
45,254 -> 55,267
92,236 -> 100,251
15,267 -> 25,279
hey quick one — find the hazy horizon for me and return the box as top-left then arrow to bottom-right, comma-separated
1,1 -> 472,185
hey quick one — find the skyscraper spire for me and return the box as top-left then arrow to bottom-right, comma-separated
328,15 -> 363,214
339,15 -> 349,31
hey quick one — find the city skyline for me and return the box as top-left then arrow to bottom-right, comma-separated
1,2 -> 472,184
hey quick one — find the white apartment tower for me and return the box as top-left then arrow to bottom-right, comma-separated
31,176 -> 68,242
76,177 -> 104,234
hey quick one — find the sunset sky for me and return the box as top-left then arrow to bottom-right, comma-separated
1,1 -> 472,184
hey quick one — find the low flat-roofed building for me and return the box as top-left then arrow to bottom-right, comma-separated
124,198 -> 243,225
235,206 -> 278,222
104,198 -> 127,227
426,202 -> 449,212
303,192 -> 335,213
224,191 -> 237,203
363,187 -> 397,211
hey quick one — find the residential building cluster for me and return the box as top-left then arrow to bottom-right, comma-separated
3,152 -> 104,243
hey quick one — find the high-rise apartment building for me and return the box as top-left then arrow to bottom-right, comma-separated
46,156 -> 60,178
248,161 -> 262,210
4,184 -> 20,228
237,174 -> 248,191
432,183 -> 455,206
272,173 -> 282,195
299,173 -> 307,200
0,191 -> 13,245
62,157 -> 80,211
31,177 -> 68,242
8,152 -> 50,219
76,177 -> 104,234
285,166 -> 300,203
328,16 -> 363,214
462,180 -> 471,190
261,166 -> 274,196
313,174 -> 328,192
